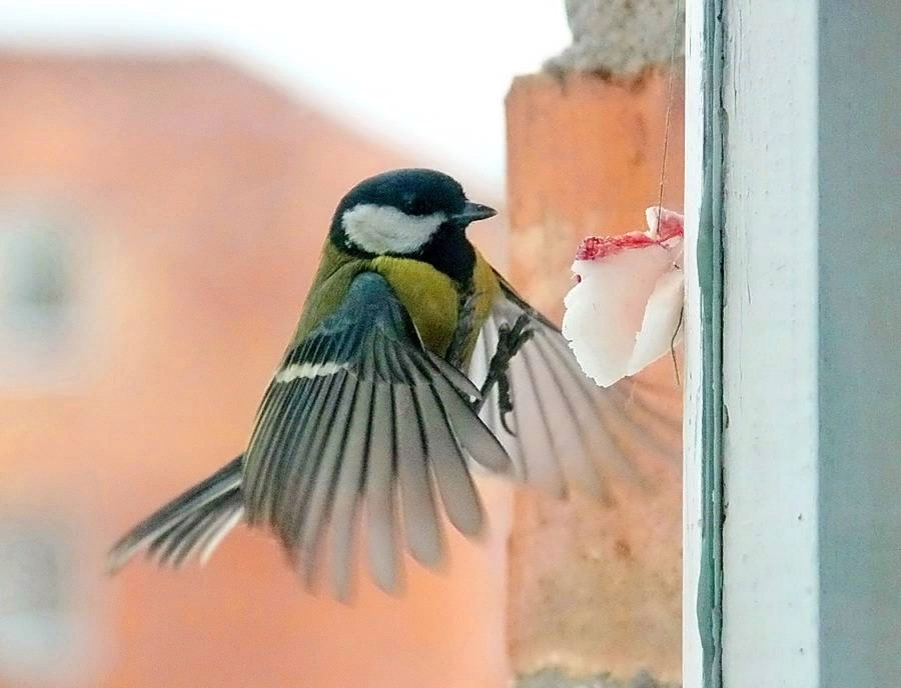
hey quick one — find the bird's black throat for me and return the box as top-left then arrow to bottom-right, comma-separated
414,224 -> 476,285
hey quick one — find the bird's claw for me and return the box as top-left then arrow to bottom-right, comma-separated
474,314 -> 533,434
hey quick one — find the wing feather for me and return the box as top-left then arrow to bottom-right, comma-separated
107,457 -> 244,574
327,379 -> 367,599
364,383 -> 401,594
469,273 -> 682,501
242,271 -> 511,597
276,371 -> 345,532
296,375 -> 360,588
395,386 -> 443,567
414,383 -> 483,537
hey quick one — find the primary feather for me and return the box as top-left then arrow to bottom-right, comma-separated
107,456 -> 244,572
469,272 -> 679,503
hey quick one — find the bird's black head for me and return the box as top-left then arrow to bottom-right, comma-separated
329,168 -> 496,283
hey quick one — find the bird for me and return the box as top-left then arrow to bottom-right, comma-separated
107,168 -> 678,600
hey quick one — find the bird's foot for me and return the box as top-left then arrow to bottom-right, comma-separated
475,314 -> 533,433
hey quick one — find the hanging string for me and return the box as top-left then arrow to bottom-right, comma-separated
655,0 -> 685,235
657,0 -> 685,385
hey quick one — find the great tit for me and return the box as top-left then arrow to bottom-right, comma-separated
108,168 -> 674,599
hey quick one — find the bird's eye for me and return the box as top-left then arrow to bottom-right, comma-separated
400,192 -> 417,212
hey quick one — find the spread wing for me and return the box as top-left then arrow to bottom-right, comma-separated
242,271 -> 511,600
468,271 -> 681,502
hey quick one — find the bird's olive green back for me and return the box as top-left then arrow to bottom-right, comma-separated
291,241 -> 499,363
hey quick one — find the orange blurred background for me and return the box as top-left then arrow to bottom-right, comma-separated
0,54 -> 513,688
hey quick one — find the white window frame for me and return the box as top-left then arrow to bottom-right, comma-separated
684,1 -> 901,686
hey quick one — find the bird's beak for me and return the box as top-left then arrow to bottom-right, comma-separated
452,201 -> 497,224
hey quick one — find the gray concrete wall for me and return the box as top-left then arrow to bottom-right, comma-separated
546,0 -> 684,75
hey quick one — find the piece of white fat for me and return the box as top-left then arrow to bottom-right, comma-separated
561,208 -> 685,388
629,266 -> 685,375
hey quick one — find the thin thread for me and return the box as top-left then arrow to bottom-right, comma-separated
659,0 -> 684,388
671,306 -> 685,387
655,0 -> 684,235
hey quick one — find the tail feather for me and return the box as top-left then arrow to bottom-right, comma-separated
107,455 -> 245,573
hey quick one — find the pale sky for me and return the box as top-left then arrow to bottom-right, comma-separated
0,1 -> 571,196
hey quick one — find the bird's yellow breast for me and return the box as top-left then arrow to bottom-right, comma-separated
292,243 -> 469,357
292,242 -> 500,363
371,255 -> 459,356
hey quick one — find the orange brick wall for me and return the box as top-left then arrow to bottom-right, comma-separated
504,70 -> 684,684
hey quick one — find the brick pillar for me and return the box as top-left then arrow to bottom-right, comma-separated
505,69 -> 684,686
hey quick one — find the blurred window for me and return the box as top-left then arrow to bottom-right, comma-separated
0,206 -> 82,387
0,520 -> 83,683
0,220 -> 74,354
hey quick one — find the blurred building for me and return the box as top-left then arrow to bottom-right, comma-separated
0,53 -> 509,688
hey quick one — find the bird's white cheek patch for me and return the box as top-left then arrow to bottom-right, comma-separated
342,204 -> 445,255
561,207 -> 685,388
276,362 -> 345,382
